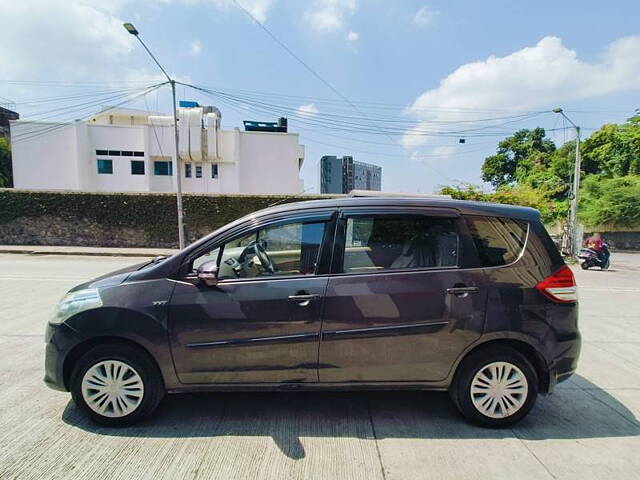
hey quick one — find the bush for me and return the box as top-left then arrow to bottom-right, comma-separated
0,190 -> 328,247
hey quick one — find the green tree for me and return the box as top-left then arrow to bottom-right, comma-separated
580,175 -> 640,227
581,116 -> 640,177
443,117 -> 640,228
0,138 -> 12,188
481,128 -> 555,187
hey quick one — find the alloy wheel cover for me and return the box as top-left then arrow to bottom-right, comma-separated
470,361 -> 528,419
81,360 -> 145,418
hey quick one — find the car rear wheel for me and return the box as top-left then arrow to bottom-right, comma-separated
451,346 -> 538,427
70,343 -> 164,427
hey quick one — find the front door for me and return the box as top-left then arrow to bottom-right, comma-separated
319,209 -> 487,382
169,216 -> 333,384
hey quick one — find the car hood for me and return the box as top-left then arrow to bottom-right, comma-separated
68,259 -> 153,292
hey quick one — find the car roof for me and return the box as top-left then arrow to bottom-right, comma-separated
249,196 -> 540,222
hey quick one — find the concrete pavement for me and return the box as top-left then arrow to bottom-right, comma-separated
0,253 -> 638,479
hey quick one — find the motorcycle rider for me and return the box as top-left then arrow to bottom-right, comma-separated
583,232 -> 609,265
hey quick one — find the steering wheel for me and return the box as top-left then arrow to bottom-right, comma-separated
252,240 -> 275,274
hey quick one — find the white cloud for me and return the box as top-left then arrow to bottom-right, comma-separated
346,31 -> 359,43
0,0 -> 135,82
413,6 -> 438,27
403,35 -> 640,148
189,39 -> 203,56
202,0 -> 275,23
297,103 -> 319,117
304,0 -> 356,33
229,0 -> 275,23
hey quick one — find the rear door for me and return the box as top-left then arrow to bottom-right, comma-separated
318,207 -> 488,382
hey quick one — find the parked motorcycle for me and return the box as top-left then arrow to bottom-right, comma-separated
578,243 -> 611,270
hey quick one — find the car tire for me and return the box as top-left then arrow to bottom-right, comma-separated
580,262 -> 589,270
70,343 -> 165,427
450,346 -> 538,427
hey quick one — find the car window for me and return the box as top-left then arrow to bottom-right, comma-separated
464,215 -> 528,266
342,215 -> 459,274
192,221 -> 327,280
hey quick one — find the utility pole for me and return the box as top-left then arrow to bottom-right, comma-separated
124,23 -> 185,249
553,107 -> 581,257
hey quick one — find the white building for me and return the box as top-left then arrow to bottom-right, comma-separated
10,105 -> 305,194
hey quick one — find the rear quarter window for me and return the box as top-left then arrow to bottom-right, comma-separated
465,216 -> 528,267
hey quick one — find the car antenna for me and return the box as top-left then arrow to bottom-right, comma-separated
267,187 -> 317,208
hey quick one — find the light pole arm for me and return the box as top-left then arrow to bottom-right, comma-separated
133,35 -> 172,83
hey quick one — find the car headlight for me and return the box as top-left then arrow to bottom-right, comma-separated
50,289 -> 103,325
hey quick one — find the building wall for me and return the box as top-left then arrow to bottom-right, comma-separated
1,107 -> 20,139
88,125 -> 148,192
11,122 -> 83,190
353,160 -> 382,191
320,156 -> 345,194
236,130 -> 304,194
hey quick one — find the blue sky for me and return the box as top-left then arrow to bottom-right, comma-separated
2,0 -> 640,193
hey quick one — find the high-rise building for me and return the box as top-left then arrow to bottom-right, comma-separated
320,155 -> 382,194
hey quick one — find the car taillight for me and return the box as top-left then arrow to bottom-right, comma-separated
535,265 -> 577,303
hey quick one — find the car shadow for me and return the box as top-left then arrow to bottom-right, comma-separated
62,375 -> 639,460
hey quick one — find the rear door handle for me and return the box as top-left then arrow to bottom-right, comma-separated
288,294 -> 320,306
446,286 -> 479,297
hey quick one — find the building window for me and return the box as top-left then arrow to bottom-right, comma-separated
185,163 -> 192,178
131,160 -> 145,175
97,159 -> 113,174
95,149 -> 144,157
195,163 -> 203,178
211,164 -> 219,179
154,161 -> 173,176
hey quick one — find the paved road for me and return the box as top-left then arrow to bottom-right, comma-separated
0,253 -> 639,479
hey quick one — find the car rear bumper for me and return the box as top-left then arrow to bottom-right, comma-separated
546,329 -> 581,393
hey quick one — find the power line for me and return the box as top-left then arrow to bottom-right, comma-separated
11,84 -> 167,145
14,84 -> 166,124
185,83 -> 548,139
229,0 -> 453,182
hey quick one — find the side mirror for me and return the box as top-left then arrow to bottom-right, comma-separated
197,260 -> 219,287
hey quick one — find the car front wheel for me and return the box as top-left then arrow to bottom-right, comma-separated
451,346 -> 538,427
70,343 -> 164,427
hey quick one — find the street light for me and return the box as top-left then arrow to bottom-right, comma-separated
553,107 -> 581,257
124,22 -> 185,249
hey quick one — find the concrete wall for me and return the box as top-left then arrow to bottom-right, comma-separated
583,231 -> 640,251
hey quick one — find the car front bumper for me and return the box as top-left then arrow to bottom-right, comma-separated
44,322 -> 83,392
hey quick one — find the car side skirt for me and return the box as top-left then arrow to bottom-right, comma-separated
166,381 -> 451,394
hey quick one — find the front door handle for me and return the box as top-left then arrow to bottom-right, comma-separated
288,293 -> 320,306
446,286 -> 479,298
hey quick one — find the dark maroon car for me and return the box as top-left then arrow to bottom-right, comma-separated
45,197 -> 580,427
